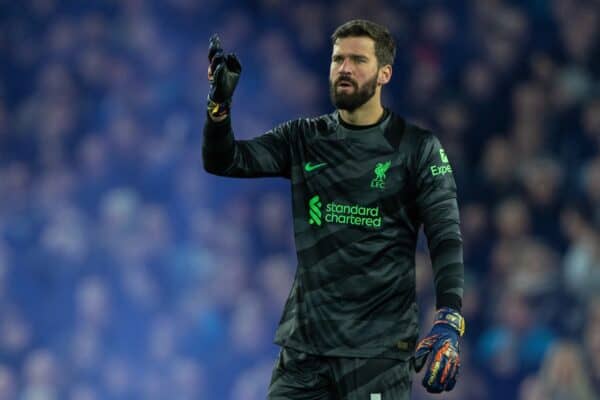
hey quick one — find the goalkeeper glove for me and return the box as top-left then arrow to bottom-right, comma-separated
413,307 -> 465,393
207,34 -> 242,118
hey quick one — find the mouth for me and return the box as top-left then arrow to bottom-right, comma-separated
337,81 -> 354,89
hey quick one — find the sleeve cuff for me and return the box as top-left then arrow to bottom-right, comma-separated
436,293 -> 462,312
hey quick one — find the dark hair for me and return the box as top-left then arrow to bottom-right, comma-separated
331,19 -> 396,67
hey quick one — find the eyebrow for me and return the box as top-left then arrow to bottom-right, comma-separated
332,53 -> 370,60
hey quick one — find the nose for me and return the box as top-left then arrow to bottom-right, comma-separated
338,58 -> 352,74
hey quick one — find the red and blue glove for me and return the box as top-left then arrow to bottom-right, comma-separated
413,307 -> 465,393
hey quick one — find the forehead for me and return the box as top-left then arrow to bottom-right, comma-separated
332,36 -> 376,57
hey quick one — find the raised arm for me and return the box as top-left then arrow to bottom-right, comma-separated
203,116 -> 293,178
202,34 -> 292,178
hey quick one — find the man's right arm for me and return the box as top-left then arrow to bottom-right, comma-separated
202,114 -> 293,178
202,34 -> 293,179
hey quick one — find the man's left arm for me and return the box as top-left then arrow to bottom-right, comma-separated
412,131 -> 465,393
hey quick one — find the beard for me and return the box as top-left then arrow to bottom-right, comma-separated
329,72 -> 378,112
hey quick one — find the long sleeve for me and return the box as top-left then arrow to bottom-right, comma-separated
413,131 -> 464,311
202,114 -> 293,178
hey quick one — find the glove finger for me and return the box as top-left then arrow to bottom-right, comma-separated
208,34 -> 223,61
210,52 -> 225,74
422,346 -> 449,394
413,334 -> 439,372
415,335 -> 438,355
438,353 -> 454,386
424,340 -> 454,393
445,373 -> 457,391
442,356 -> 458,391
225,53 -> 242,74
442,343 -> 459,379
445,354 -> 461,391
210,62 -> 225,87
413,352 -> 429,373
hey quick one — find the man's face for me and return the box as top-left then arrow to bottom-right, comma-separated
329,36 -> 380,112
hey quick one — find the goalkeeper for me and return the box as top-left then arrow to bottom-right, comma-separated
203,19 -> 465,399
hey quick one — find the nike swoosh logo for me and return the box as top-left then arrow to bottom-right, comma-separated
304,162 -> 327,172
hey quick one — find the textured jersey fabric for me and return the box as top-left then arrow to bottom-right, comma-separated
202,109 -> 464,360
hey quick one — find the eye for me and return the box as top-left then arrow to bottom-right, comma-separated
332,55 -> 343,63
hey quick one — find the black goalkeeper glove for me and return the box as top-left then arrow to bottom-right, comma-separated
207,34 -> 242,118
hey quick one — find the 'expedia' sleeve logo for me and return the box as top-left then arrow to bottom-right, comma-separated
430,148 -> 453,177
439,148 -> 449,163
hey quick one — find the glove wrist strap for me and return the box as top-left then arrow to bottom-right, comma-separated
207,97 -> 231,118
434,307 -> 465,336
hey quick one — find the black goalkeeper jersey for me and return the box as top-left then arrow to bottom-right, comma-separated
202,109 -> 464,360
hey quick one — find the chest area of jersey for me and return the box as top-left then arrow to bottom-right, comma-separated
295,139 -> 409,201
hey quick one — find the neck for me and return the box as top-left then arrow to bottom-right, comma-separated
338,94 -> 384,126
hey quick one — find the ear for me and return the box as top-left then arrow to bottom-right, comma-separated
378,65 -> 392,85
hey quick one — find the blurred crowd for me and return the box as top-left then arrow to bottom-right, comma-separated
0,0 -> 598,399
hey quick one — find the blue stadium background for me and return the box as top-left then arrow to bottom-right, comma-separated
0,0 -> 599,399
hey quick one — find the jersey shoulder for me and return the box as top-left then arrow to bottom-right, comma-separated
387,113 -> 446,174
396,116 -> 437,149
282,112 -> 338,141
382,111 -> 437,153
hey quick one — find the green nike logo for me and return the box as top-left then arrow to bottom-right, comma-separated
304,162 -> 327,172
